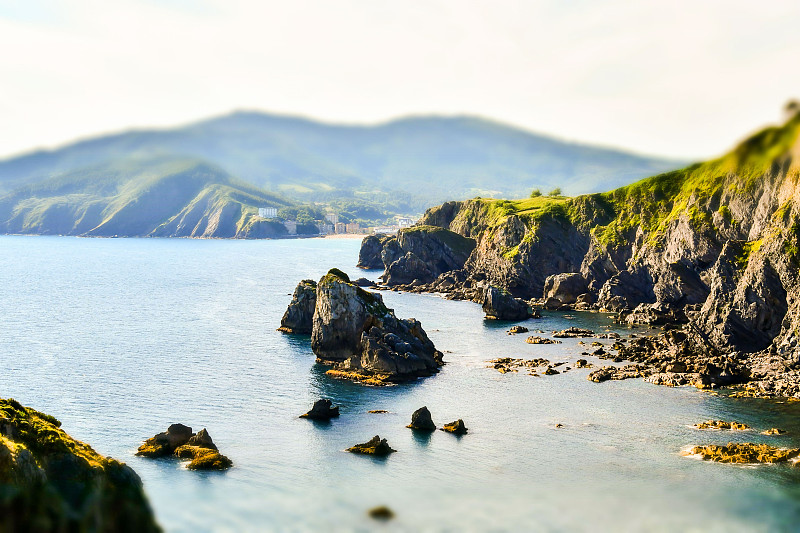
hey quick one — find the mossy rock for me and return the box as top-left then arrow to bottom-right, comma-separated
346,435 -> 396,456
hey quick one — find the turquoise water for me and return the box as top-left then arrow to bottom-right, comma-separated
2,235 -> 800,532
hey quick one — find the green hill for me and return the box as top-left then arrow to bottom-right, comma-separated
0,112 -> 681,210
0,156 -> 294,237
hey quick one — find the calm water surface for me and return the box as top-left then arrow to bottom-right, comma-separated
2,235 -> 800,532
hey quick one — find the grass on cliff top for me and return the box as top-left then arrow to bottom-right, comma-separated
588,111 -> 800,248
0,397 -> 105,468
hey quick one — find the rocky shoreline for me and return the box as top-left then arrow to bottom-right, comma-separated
352,111 -> 800,399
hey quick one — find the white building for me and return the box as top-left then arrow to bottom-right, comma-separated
317,223 -> 334,235
259,207 -> 278,218
396,216 -> 414,228
325,213 -> 339,224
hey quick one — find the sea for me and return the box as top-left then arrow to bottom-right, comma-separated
2,235 -> 800,532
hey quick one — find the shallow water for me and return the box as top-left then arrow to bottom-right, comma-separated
2,235 -> 800,532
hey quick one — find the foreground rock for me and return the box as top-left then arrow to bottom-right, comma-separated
442,419 -> 468,435
137,425 -> 232,470
543,273 -> 588,305
482,286 -> 536,320
694,420 -> 749,431
299,399 -> 340,420
0,397 -> 160,532
346,436 -> 396,456
684,442 -> 800,464
278,279 -> 317,334
407,406 -> 436,431
283,269 -> 444,385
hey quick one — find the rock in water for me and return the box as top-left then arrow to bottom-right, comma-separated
0,397 -> 160,532
358,234 -> 395,269
482,285 -> 534,320
368,505 -> 395,521
685,442 -> 800,464
138,425 -> 232,470
441,419 -> 468,435
507,325 -> 529,334
407,406 -> 436,431
762,428 -> 787,435
347,435 -> 396,456
694,420 -> 749,431
136,423 -> 193,457
278,279 -> 317,334
300,399 -> 340,420
307,269 -> 443,384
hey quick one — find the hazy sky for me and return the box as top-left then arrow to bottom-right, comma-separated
1,0 -> 800,160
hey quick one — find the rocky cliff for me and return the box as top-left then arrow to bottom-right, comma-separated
360,110 -> 800,397
0,397 -> 160,532
282,269 -> 443,384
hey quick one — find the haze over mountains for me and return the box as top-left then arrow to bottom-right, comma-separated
0,111 -> 682,237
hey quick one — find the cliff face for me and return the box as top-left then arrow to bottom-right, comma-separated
0,397 -> 160,533
362,112 -> 800,366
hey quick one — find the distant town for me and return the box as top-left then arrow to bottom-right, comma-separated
257,207 -> 417,236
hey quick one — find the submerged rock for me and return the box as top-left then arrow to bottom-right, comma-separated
138,425 -> 232,470
368,505 -> 395,521
304,269 -> 443,384
299,399 -> 340,420
694,420 -> 749,431
685,442 -> 800,464
347,435 -> 396,456
483,286 -> 535,320
407,406 -> 436,431
0,397 -> 160,532
278,279 -> 317,334
441,419 -> 468,435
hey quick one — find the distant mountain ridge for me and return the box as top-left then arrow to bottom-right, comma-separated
0,111 -> 682,202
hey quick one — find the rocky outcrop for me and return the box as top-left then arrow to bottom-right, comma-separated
684,443 -> 799,464
407,407 -> 436,431
482,286 -> 535,320
441,419 -> 468,435
283,269 -> 443,384
279,279 -> 317,334
0,397 -> 160,532
358,234 -> 395,269
543,273 -> 588,304
366,226 -> 475,286
357,109 -> 800,398
346,436 -> 396,456
137,424 -> 232,471
694,420 -> 749,430
300,399 -> 340,420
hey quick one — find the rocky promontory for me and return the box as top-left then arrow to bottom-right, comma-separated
282,269 -> 444,384
0,397 -> 161,532
357,109 -> 800,399
278,279 -> 317,334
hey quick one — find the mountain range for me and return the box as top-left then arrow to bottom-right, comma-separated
0,111 -> 682,237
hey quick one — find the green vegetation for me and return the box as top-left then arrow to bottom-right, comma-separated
548,187 -> 562,197
529,188 -> 542,198
327,268 -> 351,283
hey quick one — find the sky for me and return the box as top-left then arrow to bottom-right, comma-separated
1,0 -> 800,160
